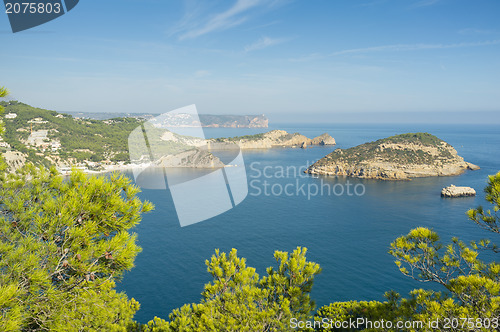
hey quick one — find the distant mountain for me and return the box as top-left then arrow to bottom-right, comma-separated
66,112 -> 269,128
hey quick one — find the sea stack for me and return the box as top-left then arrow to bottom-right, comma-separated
441,185 -> 476,198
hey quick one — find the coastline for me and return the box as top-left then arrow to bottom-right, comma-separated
57,162 -> 237,176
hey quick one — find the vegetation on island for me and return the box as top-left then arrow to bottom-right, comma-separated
316,132 -> 455,167
213,131 -> 301,143
213,132 -> 266,142
1,86 -> 499,330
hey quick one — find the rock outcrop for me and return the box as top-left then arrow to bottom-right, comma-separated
2,150 -> 27,172
146,129 -> 336,168
311,133 -> 336,145
306,133 -> 479,180
207,130 -> 336,149
441,185 -> 476,197
157,148 -> 224,168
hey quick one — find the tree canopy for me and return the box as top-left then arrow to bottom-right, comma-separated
1,85 -> 499,331
141,247 -> 321,332
0,164 -> 153,331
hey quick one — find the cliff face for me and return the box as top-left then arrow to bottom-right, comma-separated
207,130 -> 336,149
157,149 -> 224,168
306,133 -> 479,180
152,129 -> 335,167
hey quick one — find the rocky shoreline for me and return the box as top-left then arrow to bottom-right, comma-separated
55,130 -> 336,174
306,133 -> 479,180
207,130 -> 335,149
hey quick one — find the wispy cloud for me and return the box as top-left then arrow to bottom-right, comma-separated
410,0 -> 442,8
177,0 -> 263,40
244,36 -> 287,52
244,20 -> 282,31
331,40 -> 500,56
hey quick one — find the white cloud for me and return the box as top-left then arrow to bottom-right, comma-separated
178,0 -> 263,40
244,36 -> 286,52
331,40 -> 500,56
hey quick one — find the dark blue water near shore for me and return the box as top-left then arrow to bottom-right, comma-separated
116,123 -> 500,324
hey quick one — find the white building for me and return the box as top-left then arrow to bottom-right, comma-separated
28,117 -> 48,124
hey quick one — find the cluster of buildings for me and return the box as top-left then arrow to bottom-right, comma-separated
26,129 -> 61,152
3,113 -> 62,153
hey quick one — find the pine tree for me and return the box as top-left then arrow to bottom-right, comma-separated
0,86 -> 154,331
143,247 -> 321,331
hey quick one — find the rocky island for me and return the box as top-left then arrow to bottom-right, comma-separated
1,101 -> 332,172
441,185 -> 476,197
208,130 -> 335,149
136,129 -> 336,168
306,133 -> 479,180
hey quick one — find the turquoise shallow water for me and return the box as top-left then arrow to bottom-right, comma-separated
116,123 -> 500,323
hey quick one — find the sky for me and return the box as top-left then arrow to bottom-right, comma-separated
1,0 -> 499,123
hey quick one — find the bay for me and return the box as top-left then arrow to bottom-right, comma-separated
116,123 -> 500,323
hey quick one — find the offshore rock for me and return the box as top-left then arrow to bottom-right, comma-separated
441,185 -> 476,197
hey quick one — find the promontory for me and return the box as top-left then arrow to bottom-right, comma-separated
306,133 -> 479,180
208,130 -> 336,149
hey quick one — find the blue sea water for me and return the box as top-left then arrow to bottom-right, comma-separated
116,123 -> 500,324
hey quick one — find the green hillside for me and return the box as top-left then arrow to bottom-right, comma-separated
0,101 -> 143,167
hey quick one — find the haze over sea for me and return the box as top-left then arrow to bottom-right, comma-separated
116,123 -> 500,324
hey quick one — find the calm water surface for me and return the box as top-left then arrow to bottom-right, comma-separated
116,123 -> 500,323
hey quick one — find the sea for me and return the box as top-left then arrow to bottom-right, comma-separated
115,123 -> 500,324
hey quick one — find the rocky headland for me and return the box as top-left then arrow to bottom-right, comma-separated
133,130 -> 336,169
207,130 -> 336,150
306,133 -> 479,180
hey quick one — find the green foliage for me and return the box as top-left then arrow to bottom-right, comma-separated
0,87 -> 8,171
467,172 -> 500,235
314,292 -> 401,332
314,173 -> 500,331
316,132 -> 454,167
0,165 -> 153,331
384,133 -> 444,147
214,133 -> 265,142
0,101 -> 144,166
142,247 -> 321,331
385,171 -> 500,330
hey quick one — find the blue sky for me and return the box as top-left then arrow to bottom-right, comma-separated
1,0 -> 499,122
